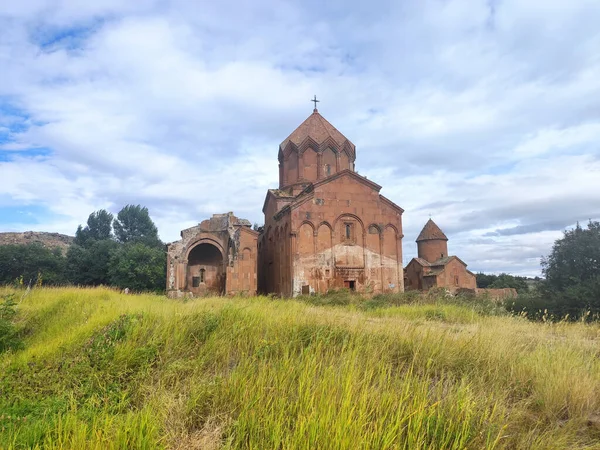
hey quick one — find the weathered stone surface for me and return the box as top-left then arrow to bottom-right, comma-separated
0,231 -> 74,254
166,212 -> 258,298
259,109 -> 404,297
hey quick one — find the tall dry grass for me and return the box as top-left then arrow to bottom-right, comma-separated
1,287 -> 599,449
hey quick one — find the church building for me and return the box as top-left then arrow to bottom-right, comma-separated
404,219 -> 477,292
257,105 -> 405,296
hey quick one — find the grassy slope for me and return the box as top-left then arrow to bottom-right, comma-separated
1,288 -> 599,449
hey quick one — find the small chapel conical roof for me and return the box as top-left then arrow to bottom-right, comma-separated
280,108 -> 355,150
416,219 -> 448,242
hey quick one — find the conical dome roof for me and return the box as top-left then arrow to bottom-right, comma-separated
416,219 -> 448,242
280,109 -> 355,150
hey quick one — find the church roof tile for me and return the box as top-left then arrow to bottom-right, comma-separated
416,219 -> 448,242
280,109 -> 355,150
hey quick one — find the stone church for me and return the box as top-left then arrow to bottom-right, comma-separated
257,107 -> 404,296
166,104 -> 475,298
404,219 -> 477,293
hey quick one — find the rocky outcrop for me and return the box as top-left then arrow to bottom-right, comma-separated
0,231 -> 74,254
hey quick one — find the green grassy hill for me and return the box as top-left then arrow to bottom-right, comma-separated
1,288 -> 599,449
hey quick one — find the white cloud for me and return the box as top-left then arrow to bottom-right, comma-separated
1,0 -> 600,277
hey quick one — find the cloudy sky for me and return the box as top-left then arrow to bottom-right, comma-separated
1,0 -> 600,277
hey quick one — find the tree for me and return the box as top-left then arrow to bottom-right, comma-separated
73,210 -> 114,247
113,205 -> 162,248
476,272 -> 529,293
476,272 -> 497,289
540,220 -> 600,318
108,243 -> 166,292
66,240 -> 118,286
0,243 -> 66,286
489,273 -> 529,294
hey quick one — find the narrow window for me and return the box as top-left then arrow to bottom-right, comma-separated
200,268 -> 205,283
441,253 -> 445,258
192,276 -> 200,288
325,164 -> 331,176
345,223 -> 352,239
454,275 -> 459,286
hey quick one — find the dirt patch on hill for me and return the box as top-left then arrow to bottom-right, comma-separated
0,231 -> 74,254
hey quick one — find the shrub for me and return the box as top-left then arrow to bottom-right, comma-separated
0,294 -> 24,353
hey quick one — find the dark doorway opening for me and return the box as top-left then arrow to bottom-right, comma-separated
187,243 -> 225,295
344,280 -> 356,291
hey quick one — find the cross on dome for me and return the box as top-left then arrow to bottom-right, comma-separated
311,95 -> 320,111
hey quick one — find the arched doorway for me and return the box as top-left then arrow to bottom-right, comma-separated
187,243 -> 225,295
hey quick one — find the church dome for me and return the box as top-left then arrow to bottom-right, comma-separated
416,219 -> 448,242
280,109 -> 355,151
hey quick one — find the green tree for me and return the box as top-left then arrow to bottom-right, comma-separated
66,240 -> 118,286
476,273 -> 497,289
73,210 -> 114,247
489,273 -> 529,294
477,272 -> 529,293
0,244 -> 66,286
108,243 -> 166,292
113,205 -> 162,248
540,220 -> 600,318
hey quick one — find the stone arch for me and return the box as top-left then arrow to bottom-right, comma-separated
321,147 -> 336,178
284,150 -> 299,186
185,237 -> 225,261
383,225 -> 398,258
240,247 -> 253,291
366,223 -> 381,264
334,214 -> 364,267
339,149 -> 351,171
297,220 -> 315,233
316,220 -> 333,232
316,222 -> 333,263
186,242 -> 225,295
333,213 -> 365,234
382,225 -> 399,291
297,222 -> 314,257
302,147 -> 318,181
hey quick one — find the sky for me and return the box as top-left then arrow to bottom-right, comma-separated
1,0 -> 600,277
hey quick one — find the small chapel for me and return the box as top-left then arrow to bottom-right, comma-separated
166,100 -> 478,298
404,219 -> 477,293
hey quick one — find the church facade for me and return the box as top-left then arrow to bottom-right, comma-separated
257,107 -> 404,296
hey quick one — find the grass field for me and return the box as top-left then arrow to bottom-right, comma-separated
1,287 -> 599,449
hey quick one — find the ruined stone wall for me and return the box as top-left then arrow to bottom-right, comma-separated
260,211 -> 292,296
404,261 -> 424,291
225,227 -> 258,295
474,288 -> 518,300
167,213 -> 258,298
